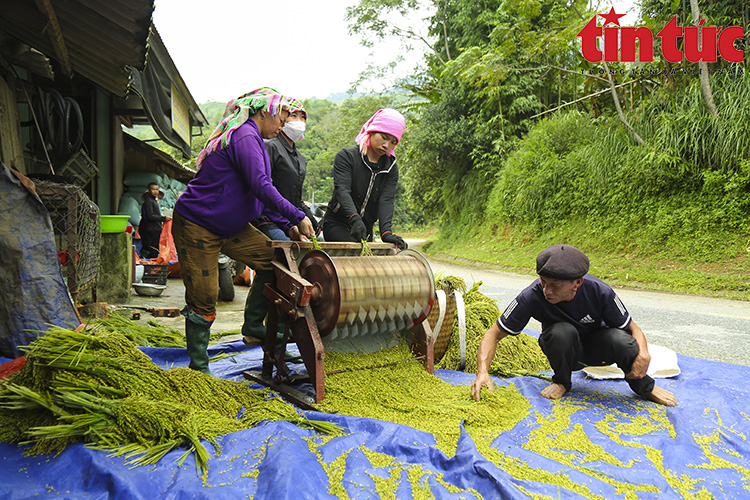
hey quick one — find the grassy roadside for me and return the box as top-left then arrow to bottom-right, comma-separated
403,228 -> 750,302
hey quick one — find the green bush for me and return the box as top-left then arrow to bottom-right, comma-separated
476,76 -> 750,265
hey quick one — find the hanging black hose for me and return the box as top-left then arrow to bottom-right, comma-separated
65,96 -> 83,153
28,87 -> 84,159
46,90 -> 66,156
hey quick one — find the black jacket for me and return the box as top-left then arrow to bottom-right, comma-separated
325,146 -> 398,237
252,135 -> 317,232
139,194 -> 166,232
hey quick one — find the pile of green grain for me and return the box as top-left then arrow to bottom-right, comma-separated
320,342 -> 531,455
0,326 -> 338,476
436,280 -> 551,378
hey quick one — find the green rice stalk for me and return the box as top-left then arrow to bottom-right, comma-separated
360,239 -> 373,256
208,352 -> 238,363
87,312 -> 186,348
0,326 -> 341,476
0,384 -> 67,415
434,273 -> 467,293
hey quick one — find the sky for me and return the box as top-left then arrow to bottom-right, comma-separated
152,0 -> 427,104
153,0 -> 638,106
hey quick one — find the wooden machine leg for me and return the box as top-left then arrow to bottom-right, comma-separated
292,307 -> 327,403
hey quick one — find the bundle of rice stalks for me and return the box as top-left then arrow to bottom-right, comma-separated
436,281 -> 551,378
0,326 -> 340,476
92,311 -> 228,345
360,239 -> 373,256
91,311 -> 186,347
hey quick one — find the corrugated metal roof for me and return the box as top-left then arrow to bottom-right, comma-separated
0,0 -> 154,97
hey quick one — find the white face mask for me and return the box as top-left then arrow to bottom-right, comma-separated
282,120 -> 306,142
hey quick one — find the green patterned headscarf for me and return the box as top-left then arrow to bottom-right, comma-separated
197,88 -> 286,167
286,96 -> 306,118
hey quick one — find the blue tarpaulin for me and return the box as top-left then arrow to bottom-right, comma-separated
1,336 -> 749,499
0,163 -> 79,358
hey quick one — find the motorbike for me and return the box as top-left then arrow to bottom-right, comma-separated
217,253 -> 235,301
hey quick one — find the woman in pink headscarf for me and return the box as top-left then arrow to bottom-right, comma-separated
322,108 -> 408,249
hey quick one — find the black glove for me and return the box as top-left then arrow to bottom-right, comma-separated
381,231 -> 407,250
349,215 -> 367,241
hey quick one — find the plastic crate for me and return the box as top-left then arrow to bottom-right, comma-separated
142,264 -> 168,285
58,149 -> 98,187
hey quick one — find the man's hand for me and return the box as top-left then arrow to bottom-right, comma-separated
625,321 -> 651,380
288,226 -> 309,242
381,232 -> 407,250
625,347 -> 651,379
349,215 -> 367,241
298,217 -> 315,238
471,373 -> 494,401
471,323 -> 508,401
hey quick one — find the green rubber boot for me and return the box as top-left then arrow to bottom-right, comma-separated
183,307 -> 214,375
241,269 -> 272,341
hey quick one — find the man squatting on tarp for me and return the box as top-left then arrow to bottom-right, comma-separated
471,244 -> 677,407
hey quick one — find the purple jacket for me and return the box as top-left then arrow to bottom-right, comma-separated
175,120 -> 305,238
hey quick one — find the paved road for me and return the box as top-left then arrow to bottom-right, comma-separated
129,239 -> 750,367
422,250 -> 750,367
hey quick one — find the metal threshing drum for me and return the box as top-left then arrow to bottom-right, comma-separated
298,249 -> 435,352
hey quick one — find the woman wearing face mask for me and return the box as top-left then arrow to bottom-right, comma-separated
171,88 -> 314,374
322,107 -> 408,250
250,97 -> 318,240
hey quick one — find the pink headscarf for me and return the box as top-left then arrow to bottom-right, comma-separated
355,108 -> 406,156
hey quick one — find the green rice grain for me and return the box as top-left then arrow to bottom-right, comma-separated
321,342 -> 530,455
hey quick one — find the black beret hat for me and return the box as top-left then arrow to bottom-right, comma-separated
536,244 -> 589,280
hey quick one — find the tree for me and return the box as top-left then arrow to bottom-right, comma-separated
689,0 -> 718,116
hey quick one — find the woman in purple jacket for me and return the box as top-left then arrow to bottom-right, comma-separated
172,88 -> 314,374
